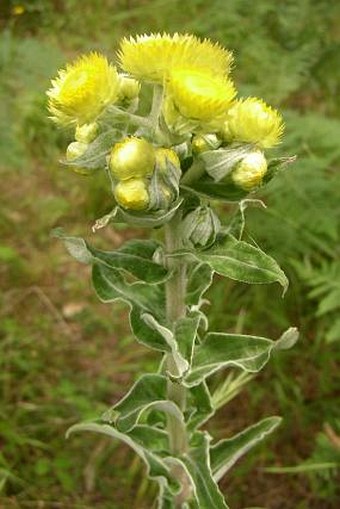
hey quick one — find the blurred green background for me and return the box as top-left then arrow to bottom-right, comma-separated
1,1 -> 340,508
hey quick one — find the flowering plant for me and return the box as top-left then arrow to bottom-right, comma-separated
48,33 -> 298,508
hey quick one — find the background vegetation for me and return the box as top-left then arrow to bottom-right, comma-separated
0,0 -> 339,507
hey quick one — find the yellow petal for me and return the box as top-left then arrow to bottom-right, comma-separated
166,68 -> 236,122
47,53 -> 119,126
222,97 -> 284,148
118,33 -> 233,83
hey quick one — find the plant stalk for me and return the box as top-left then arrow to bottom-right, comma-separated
164,213 -> 188,457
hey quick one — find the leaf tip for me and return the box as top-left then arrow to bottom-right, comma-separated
276,327 -> 299,350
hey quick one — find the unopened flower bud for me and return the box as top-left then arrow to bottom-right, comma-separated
155,148 -> 181,173
66,141 -> 88,161
192,134 -> 220,154
75,122 -> 98,143
181,206 -> 221,248
118,75 -> 141,101
114,178 -> 149,210
109,137 -> 155,180
148,148 -> 181,210
65,141 -> 90,175
232,151 -> 267,190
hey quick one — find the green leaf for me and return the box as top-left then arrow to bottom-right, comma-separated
92,263 -> 165,318
52,229 -> 169,284
185,327 -> 298,386
200,144 -> 254,181
211,416 -> 282,482
137,313 -> 189,376
107,374 -> 184,433
182,177 -> 248,203
129,308 -> 173,352
67,422 -> 179,494
51,228 -> 92,263
264,462 -> 339,474
187,382 -> 214,431
175,312 -> 202,368
263,155 -> 297,184
127,425 -> 169,453
114,199 -> 184,228
182,432 -> 229,509
186,263 -> 214,308
63,129 -> 121,170
157,486 -> 176,509
196,235 -> 288,291
91,239 -> 168,284
224,199 -> 266,240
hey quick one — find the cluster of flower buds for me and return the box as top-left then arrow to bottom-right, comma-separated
65,122 -> 99,174
109,137 -> 181,211
47,33 -> 286,227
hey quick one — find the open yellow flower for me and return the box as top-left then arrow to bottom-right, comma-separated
47,53 -> 119,126
222,97 -> 284,148
117,33 -> 233,83
165,68 -> 236,123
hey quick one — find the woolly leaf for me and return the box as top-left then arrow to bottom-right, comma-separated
92,263 -> 165,318
62,129 -> 121,170
200,144 -> 254,181
52,229 -> 169,284
182,432 -> 230,508
183,177 -> 247,203
211,416 -> 282,482
187,382 -> 214,431
195,235 -> 288,291
106,374 -> 184,433
185,328 -> 298,386
186,263 -> 214,307
67,422 -> 179,494
175,312 -> 202,368
114,199 -> 184,228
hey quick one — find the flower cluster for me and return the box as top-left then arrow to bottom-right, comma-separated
47,32 -> 286,223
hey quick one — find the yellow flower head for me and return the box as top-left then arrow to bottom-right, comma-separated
117,33 -> 233,83
222,97 -> 284,148
166,68 -> 236,122
47,53 -> 119,126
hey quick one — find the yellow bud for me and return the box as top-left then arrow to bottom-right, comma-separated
118,75 -> 141,100
75,122 -> 98,143
232,151 -> 267,191
192,134 -> 220,154
114,179 -> 149,210
155,148 -> 181,172
110,137 -> 155,180
65,142 -> 90,175
66,141 -> 88,161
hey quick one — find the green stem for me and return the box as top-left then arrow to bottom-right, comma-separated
107,105 -> 151,128
164,213 -> 188,457
180,158 -> 206,185
149,84 -> 164,126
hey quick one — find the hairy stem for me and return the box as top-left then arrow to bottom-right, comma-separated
180,158 -> 206,185
149,84 -> 164,126
164,213 -> 188,458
